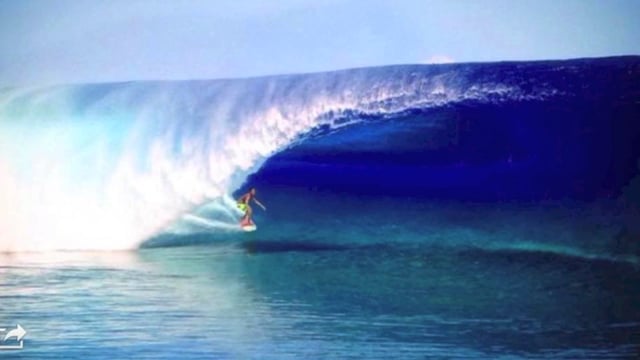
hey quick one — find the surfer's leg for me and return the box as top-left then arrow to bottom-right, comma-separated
247,205 -> 253,222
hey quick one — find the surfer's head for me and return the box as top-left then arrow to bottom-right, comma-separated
250,188 -> 256,195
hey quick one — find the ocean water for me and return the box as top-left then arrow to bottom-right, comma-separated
1,57 -> 640,358
2,196 -> 640,359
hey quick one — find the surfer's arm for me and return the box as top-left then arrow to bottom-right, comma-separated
253,198 -> 266,210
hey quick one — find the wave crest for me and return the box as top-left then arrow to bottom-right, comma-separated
0,58 -> 637,251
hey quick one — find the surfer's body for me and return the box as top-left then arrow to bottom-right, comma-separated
237,188 -> 266,225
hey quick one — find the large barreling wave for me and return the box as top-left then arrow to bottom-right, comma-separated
1,56 -> 639,251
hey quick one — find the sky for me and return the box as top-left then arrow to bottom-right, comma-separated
0,0 -> 639,86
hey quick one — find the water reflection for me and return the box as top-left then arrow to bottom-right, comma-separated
0,250 -> 141,268
1,241 -> 639,359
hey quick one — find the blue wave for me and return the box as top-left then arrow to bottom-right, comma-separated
0,56 -> 639,251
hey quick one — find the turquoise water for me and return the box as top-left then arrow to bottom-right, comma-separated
2,191 -> 639,359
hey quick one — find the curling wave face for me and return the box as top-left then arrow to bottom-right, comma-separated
0,57 -> 639,251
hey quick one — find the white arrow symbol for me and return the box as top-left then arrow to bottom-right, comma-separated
3,325 -> 26,342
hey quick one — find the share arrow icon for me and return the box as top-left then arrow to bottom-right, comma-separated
0,324 -> 27,350
4,324 -> 26,342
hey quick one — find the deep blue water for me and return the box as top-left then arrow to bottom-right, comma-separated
1,57 -> 640,358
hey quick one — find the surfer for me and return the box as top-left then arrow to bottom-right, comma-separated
237,188 -> 266,225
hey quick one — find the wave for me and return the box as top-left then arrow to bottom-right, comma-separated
139,227 -> 640,269
0,56 -> 638,251
461,242 -> 640,268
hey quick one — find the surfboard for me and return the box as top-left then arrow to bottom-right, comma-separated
240,220 -> 257,232
241,224 -> 257,232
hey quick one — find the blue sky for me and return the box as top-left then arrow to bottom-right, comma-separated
1,0 -> 638,86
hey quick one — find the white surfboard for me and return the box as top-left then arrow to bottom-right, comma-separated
241,223 -> 257,232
